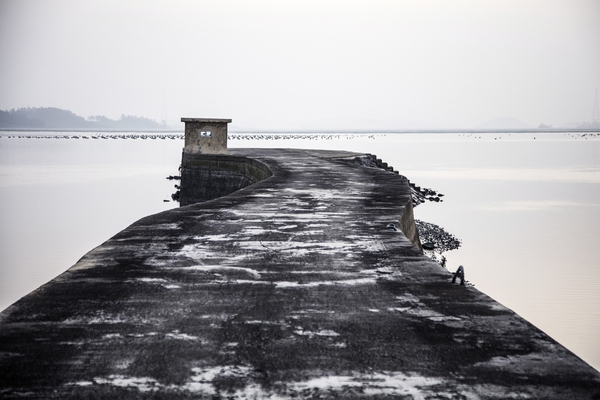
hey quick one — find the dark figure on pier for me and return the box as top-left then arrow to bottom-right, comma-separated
452,265 -> 465,285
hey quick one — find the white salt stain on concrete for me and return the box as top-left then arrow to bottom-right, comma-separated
136,278 -> 168,283
244,320 -> 290,326
360,269 -> 377,274
230,210 -> 351,220
292,230 -> 325,236
144,258 -> 171,267
102,333 -> 123,339
288,372 -> 444,399
165,331 -> 201,341
114,359 -> 133,370
64,315 -> 127,325
127,332 -> 158,338
80,366 -> 252,395
361,267 -> 401,276
237,240 -> 377,254
274,277 -> 375,288
265,270 -> 357,276
187,234 -> 231,243
182,265 -> 261,279
283,188 -> 339,200
225,279 -> 271,286
241,226 -> 273,235
164,284 -> 181,289
488,302 -> 511,312
64,312 -> 161,326
183,365 -> 255,394
278,224 -> 298,230
149,223 -> 181,230
360,269 -> 405,283
294,328 -> 340,338
93,375 -> 161,393
175,237 -> 383,264
70,381 -> 94,387
130,277 -> 180,289
388,293 -> 463,322
291,309 -> 335,314
76,369 -> 448,399
395,293 -> 422,303
402,308 -> 460,321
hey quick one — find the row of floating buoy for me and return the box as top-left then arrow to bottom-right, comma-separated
2,133 -> 384,140
88,134 -> 183,140
457,132 -> 600,141
565,132 -> 600,139
229,134 -> 378,141
2,134 -> 184,140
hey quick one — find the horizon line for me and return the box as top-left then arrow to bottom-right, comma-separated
2,128 -> 600,134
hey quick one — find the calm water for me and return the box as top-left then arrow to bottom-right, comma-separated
1,131 -> 599,372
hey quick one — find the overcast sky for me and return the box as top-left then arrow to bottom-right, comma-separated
1,0 -> 599,129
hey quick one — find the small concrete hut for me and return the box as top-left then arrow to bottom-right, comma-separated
181,118 -> 232,155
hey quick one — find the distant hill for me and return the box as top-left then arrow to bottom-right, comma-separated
473,116 -> 534,130
0,107 -> 166,130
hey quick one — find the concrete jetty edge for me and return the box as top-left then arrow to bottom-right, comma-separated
0,148 -> 599,399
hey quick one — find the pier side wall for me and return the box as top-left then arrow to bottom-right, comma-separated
180,153 -> 272,206
399,196 -> 422,249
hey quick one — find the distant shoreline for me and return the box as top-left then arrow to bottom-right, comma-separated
0,128 -> 182,133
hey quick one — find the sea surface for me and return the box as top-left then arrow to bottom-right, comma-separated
0,130 -> 599,372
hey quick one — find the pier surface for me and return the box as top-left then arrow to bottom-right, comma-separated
1,148 -> 599,398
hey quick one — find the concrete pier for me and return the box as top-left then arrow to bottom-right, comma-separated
1,148 -> 599,398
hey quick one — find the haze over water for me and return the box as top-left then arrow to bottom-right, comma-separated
1,1 -> 600,129
0,131 -> 598,372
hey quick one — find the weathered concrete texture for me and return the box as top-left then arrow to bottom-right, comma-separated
0,148 -> 599,399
